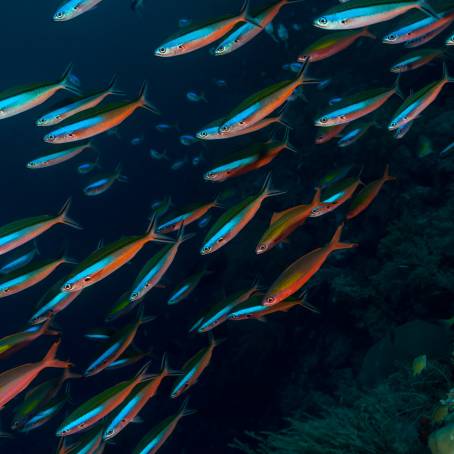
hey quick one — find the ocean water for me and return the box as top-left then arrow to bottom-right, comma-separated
0,1 -> 453,453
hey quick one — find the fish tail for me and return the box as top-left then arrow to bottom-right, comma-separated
138,305 -> 156,325
161,353 -> 181,377
417,0 -> 440,19
135,361 -> 153,381
60,63 -> 81,96
312,187 -> 322,206
442,61 -> 454,83
239,0 -> 263,29
296,59 -> 319,86
62,368 -> 82,381
208,332 -> 226,349
138,82 -> 161,115
282,127 -> 298,153
58,198 -> 83,230
179,397 -> 197,418
328,223 -> 358,251
213,195 -> 225,209
297,291 -> 321,314
106,74 -> 124,96
146,212 -> 174,243
362,27 -> 376,40
260,173 -> 286,199
114,163 -> 129,183
43,340 -> 73,369
383,164 -> 397,182
393,73 -> 404,99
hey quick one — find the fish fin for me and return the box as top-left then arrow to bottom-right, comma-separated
282,126 -> 298,153
45,329 -> 61,336
60,63 -> 81,96
43,340 -> 72,369
417,0 -> 440,18
58,198 -> 83,230
33,239 -> 41,256
260,173 -> 286,199
138,305 -> 156,325
383,164 -> 397,182
328,223 -> 358,251
213,195 -> 225,209
362,27 -> 376,40
135,361 -> 152,380
208,332 -> 226,349
146,212 -> 174,243
62,368 -> 82,381
442,61 -> 454,83
296,58 -> 319,85
107,74 -> 124,96
239,0 -> 263,29
393,73 -> 404,99
161,353 -> 182,376
179,397 -> 197,417
138,82 -> 161,115
297,291 -> 320,314
270,206 -> 296,224
176,224 -> 196,245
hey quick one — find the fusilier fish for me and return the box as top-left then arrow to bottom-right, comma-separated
390,48 -> 443,72
53,0 -> 105,21
83,164 -> 128,196
263,224 -> 357,306
201,174 -> 284,255
167,268 -> 209,305
27,142 -> 93,169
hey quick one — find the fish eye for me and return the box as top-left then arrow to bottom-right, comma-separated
55,115 -> 61,120
67,133 -> 74,138
200,131 -> 208,137
217,46 -> 225,53
131,291 -> 139,299
266,296 -> 275,304
47,134 -> 55,141
158,48 -> 166,54
64,283 -> 73,291
239,121 -> 245,125
55,11 -> 64,18
390,121 -> 397,127
320,117 -> 328,124
318,17 -> 328,25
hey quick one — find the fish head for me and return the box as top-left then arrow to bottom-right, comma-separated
382,33 -> 399,44
53,3 -> 81,22
103,426 -> 117,441
154,42 -> 185,57
203,170 -> 224,182
196,126 -> 220,140
27,161 -> 39,169
313,13 -> 351,30
61,277 -> 86,293
36,115 -> 57,127
262,293 -> 278,306
0,284 -> 12,297
214,39 -> 237,56
388,116 -> 406,131
129,289 -> 142,302
315,114 -> 343,127
256,241 -> 271,255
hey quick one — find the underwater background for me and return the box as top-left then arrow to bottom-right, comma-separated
0,0 -> 453,453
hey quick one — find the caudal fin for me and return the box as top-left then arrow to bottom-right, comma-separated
296,59 -> 319,85
283,127 -> 298,153
106,74 -> 124,96
146,213 -> 174,243
57,198 -> 83,230
42,340 -> 72,369
60,64 -> 81,96
260,173 -> 286,199
417,0 -> 440,19
179,397 -> 197,418
442,61 -> 454,83
362,28 -> 376,40
328,223 -> 358,251
239,0 -> 263,28
138,82 -> 161,115
383,164 -> 397,182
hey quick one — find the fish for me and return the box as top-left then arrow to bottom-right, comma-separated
171,156 -> 188,171
440,141 -> 454,156
283,62 -> 304,73
157,199 -> 221,233
179,134 -> 199,146
37,76 -> 122,126
0,320 -> 58,359
27,142 -> 93,169
214,0 -> 303,56
337,120 -> 377,147
129,228 -> 194,302
390,48 -> 443,72
404,19 -> 452,46
277,23 -> 289,42
77,156 -> 100,174
228,293 -> 319,320
61,215 -> 171,293
318,164 -> 354,188
103,355 -> 179,440
155,123 -> 179,133
154,0 -> 260,57
132,398 -> 195,454
382,10 -> 454,44
315,124 -> 347,144
0,65 -> 80,120
313,0 -> 439,30
53,0 -> 105,21
310,175 -> 363,217
298,28 -> 375,62
204,129 -> 296,182
44,83 -> 159,144
186,91 -> 207,102
150,196 -> 173,220
0,340 -> 71,410
56,363 -> 152,437
179,18 -> 192,27
105,292 -> 144,323
57,427 -> 104,454
0,255 -> 75,298
263,224 -> 357,306
83,164 -> 128,196
346,165 -> 396,219
149,148 -> 169,160
0,198 -> 80,256
201,174 -> 284,255
0,243 -> 39,275
171,335 -> 221,398
315,78 -> 401,126
167,268 -> 209,305
105,347 -> 149,370
394,119 -> 414,138
218,60 -> 316,135
256,188 -> 321,254
196,109 -> 291,140
412,354 -> 427,375
84,310 -> 154,377
29,279 -> 83,325
388,63 -> 454,130
196,282 -> 260,332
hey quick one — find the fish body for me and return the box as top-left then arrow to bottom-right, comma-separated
319,164 -> 353,188
315,83 -> 399,126
27,142 -> 92,169
310,176 -> 362,217
0,256 -> 72,298
157,200 -> 219,233
0,245 -> 39,275
256,188 -> 321,254
155,0 -> 257,57
0,200 -> 80,256
0,341 -> 70,410
388,63 -> 454,130
58,427 -> 104,454
298,28 -> 375,62
37,77 -> 120,126
390,48 -> 443,72
44,84 -> 158,144
105,292 -> 143,323
218,60 -> 314,135
263,224 -> 357,305
132,399 -> 195,454
61,218 -> 170,293
167,269 -> 208,305
313,0 -> 438,30
337,121 -> 375,147
0,66 -> 79,119
215,0 -> 301,56
83,165 -> 126,196
315,124 -> 347,144
53,0 -> 104,21
201,174 -> 284,254
56,363 -> 151,437
405,19 -> 451,46
129,230 -> 193,301
171,337 -> 220,398
346,165 -> 395,219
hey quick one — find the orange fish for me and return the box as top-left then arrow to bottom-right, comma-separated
346,165 -> 396,219
263,224 -> 357,305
